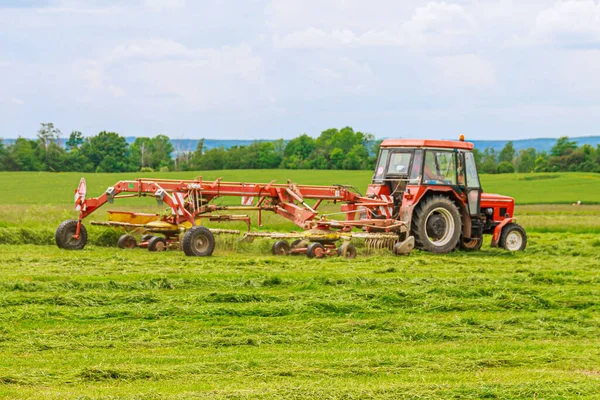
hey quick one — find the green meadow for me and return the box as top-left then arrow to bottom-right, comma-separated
0,170 -> 599,399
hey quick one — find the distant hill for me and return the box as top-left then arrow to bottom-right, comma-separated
3,136 -> 600,154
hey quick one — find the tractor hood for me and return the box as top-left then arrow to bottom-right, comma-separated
480,193 -> 514,204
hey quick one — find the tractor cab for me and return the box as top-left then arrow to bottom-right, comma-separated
371,139 -> 482,216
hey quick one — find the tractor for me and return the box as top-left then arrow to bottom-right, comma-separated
368,137 -> 526,253
55,137 -> 526,257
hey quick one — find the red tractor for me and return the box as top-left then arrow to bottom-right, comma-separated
368,138 -> 526,253
55,137 -> 526,256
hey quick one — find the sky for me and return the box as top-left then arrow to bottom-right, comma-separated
1,0 -> 600,141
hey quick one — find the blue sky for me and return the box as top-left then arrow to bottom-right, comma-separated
1,0 -> 599,140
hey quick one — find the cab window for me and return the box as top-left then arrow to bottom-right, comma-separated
386,152 -> 412,175
464,151 -> 480,188
373,149 -> 389,181
424,151 -> 457,185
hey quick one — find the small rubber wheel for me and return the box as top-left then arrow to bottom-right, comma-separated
148,236 -> 167,252
337,243 -> 357,259
459,236 -> 483,251
118,234 -> 137,249
272,240 -> 290,255
140,234 -> 154,242
182,226 -> 215,256
499,223 -> 527,251
55,220 -> 87,250
306,242 -> 326,259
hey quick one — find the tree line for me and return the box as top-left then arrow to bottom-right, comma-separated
1,123 -> 599,173
475,137 -> 600,173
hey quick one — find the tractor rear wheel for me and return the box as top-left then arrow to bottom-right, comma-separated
272,240 -> 290,255
118,234 -> 137,249
182,227 -> 215,257
55,220 -> 87,250
459,237 -> 483,251
499,223 -> 527,251
412,196 -> 461,254
148,236 -> 167,252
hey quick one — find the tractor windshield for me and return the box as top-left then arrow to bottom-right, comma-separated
373,149 -> 421,183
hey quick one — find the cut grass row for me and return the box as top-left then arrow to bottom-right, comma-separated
0,232 -> 599,398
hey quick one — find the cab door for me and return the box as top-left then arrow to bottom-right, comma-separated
461,151 -> 482,216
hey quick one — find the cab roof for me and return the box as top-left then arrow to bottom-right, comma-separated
380,139 -> 474,150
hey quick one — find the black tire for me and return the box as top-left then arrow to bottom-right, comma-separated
118,234 -> 137,249
140,234 -> 153,242
411,196 -> 462,254
337,243 -> 357,259
182,227 -> 215,257
55,220 -> 87,250
148,236 -> 167,252
306,242 -> 325,259
499,223 -> 527,251
459,236 -> 483,251
272,240 -> 290,255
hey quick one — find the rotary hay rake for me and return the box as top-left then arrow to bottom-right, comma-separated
55,177 -> 415,258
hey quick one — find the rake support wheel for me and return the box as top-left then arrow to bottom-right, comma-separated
306,242 -> 326,259
272,240 -> 291,255
337,243 -> 357,259
118,234 -> 137,249
55,220 -> 88,250
182,227 -> 215,257
148,236 -> 167,252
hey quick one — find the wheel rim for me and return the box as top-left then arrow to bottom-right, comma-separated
65,227 -> 81,246
505,231 -> 523,251
156,241 -> 166,251
463,238 -> 480,249
425,207 -> 455,247
193,235 -> 209,252
314,246 -> 325,258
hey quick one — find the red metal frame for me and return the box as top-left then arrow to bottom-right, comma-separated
75,177 -> 408,234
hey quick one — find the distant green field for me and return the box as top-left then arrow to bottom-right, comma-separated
1,171 -> 599,205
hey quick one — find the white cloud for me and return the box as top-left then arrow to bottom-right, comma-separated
533,0 -> 600,45
274,2 -> 474,49
143,0 -> 185,12
432,54 -> 496,88
11,98 -> 24,105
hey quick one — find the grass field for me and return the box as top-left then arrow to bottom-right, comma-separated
1,170 -> 600,205
0,170 -> 599,399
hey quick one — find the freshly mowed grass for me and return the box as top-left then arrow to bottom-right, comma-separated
0,233 -> 599,399
1,170 -> 600,205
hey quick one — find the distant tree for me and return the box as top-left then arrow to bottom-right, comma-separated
472,148 -> 483,169
282,134 -> 315,169
550,137 -> 577,157
534,152 -> 549,172
499,141 -> 515,164
0,139 -> 6,170
66,131 -> 84,151
81,131 -> 132,172
130,137 -> 152,169
516,148 -> 536,173
479,147 -> 499,174
497,161 -> 515,174
150,134 -> 174,170
3,137 -> 43,171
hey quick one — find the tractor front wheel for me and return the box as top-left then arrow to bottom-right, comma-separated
499,223 -> 527,251
55,220 -> 88,250
412,196 -> 461,254
182,227 -> 215,257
